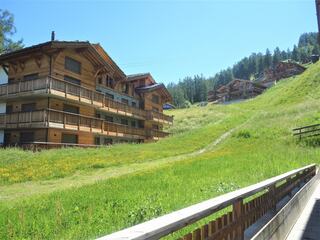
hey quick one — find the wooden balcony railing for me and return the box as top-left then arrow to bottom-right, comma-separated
97,164 -> 317,240
147,129 -> 170,139
147,110 -> 174,124
0,77 -> 173,123
0,109 -> 147,139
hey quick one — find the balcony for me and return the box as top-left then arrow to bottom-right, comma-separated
0,109 -> 146,140
147,129 -> 170,140
0,77 -> 173,124
147,110 -> 173,125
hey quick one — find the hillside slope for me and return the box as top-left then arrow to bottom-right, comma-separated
1,62 -> 320,239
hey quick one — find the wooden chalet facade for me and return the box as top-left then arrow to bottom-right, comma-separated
208,79 -> 266,103
260,61 -> 306,88
0,40 -> 173,147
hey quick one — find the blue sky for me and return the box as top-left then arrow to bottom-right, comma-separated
1,0 -> 317,84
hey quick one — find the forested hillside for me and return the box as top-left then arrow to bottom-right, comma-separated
167,32 -> 319,107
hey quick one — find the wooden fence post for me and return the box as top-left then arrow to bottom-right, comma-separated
269,184 -> 277,212
233,198 -> 244,240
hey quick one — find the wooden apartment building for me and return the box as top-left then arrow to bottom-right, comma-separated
0,39 -> 173,147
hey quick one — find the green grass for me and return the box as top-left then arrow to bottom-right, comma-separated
1,62 -> 320,239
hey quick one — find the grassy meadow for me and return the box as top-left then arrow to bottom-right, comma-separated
1,62 -> 320,239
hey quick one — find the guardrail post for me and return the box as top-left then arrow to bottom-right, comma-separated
233,198 -> 244,240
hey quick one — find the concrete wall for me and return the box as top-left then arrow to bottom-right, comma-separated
0,66 -> 8,145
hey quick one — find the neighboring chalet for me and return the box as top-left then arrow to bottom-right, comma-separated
208,79 -> 266,103
0,39 -> 173,147
260,61 -> 306,88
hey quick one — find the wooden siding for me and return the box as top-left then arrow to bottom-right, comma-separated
8,55 -> 50,82
52,49 -> 97,89
49,98 -> 95,117
48,129 -> 93,145
4,129 -> 47,145
6,98 -> 48,112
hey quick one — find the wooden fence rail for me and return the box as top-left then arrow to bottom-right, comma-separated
293,123 -> 320,139
96,164 -> 317,240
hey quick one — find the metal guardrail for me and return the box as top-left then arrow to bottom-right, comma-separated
97,164 -> 317,240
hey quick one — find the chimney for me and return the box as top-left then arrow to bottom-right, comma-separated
51,31 -> 55,41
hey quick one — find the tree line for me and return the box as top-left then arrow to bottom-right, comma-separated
167,32 -> 320,108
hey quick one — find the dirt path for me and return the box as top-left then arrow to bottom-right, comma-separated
0,114 -> 256,203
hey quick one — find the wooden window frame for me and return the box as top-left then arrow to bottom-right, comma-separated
65,56 -> 81,74
152,94 -> 160,104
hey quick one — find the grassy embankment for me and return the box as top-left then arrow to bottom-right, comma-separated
1,62 -> 320,239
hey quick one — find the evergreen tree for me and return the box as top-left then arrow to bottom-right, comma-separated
264,48 -> 272,68
272,47 -> 281,66
291,45 -> 300,62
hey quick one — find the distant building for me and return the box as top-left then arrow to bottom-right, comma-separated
163,103 -> 175,110
260,61 -> 306,88
208,79 -> 266,103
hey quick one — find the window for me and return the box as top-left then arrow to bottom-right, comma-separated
152,107 -> 159,112
62,133 -> 78,144
121,98 -> 129,105
105,93 -> 114,99
152,94 -> 160,104
64,75 -> 81,85
131,120 -> 136,128
106,75 -> 114,88
8,78 -> 14,83
121,119 -> 128,126
20,132 -> 34,143
6,105 -> 13,114
65,57 -> 81,74
105,115 -> 113,122
104,138 -> 113,145
63,104 -> 79,114
152,124 -> 159,130
98,77 -> 102,85
132,102 -> 137,107
4,132 -> 11,145
95,113 -> 101,119
95,137 -> 100,145
122,83 -> 129,94
21,103 -> 36,112
23,73 -> 39,81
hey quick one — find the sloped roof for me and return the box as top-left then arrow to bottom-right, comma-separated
0,40 -> 126,78
136,83 -> 172,102
127,72 -> 156,83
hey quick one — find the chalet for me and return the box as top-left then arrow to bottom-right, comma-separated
0,38 -> 173,147
208,79 -> 266,103
260,61 -> 306,88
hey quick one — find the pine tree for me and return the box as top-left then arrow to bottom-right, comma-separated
272,47 -> 281,66
292,45 -> 300,62
264,49 -> 272,68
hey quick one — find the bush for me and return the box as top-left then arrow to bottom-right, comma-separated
236,130 -> 251,139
